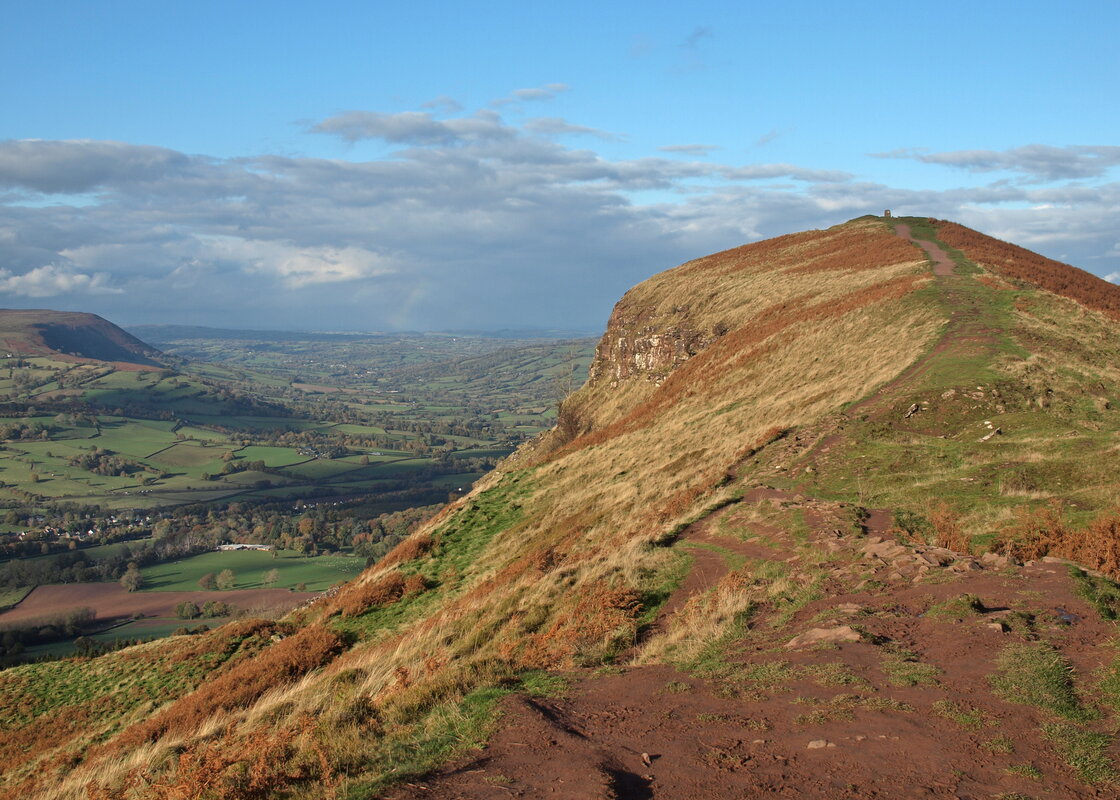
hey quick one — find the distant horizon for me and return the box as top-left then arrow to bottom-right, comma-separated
126,321 -> 603,338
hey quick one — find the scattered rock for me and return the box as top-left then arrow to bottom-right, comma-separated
985,622 -> 1007,633
807,740 -> 828,750
835,603 -> 862,615
904,403 -> 920,418
785,626 -> 862,649
916,550 -> 953,567
981,552 -> 1013,568
979,427 -> 1001,442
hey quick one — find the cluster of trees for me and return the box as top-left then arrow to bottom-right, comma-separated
0,493 -> 443,595
0,421 -> 51,440
174,599 -> 235,619
0,528 -> 210,590
198,569 -> 238,590
67,447 -> 146,477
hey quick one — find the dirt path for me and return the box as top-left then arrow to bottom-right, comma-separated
393,549 -> 1118,800
894,223 -> 955,277
837,222 -> 1001,421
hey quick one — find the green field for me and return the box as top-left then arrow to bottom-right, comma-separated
0,332 -> 595,516
140,549 -> 366,592
0,586 -> 32,610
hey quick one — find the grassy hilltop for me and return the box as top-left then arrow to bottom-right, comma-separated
5,216 -> 1120,798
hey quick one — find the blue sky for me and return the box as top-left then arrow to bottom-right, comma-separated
1,0 -> 1118,331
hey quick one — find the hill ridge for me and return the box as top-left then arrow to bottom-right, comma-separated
0,308 -> 164,368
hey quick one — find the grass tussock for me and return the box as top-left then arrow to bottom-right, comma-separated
332,571 -> 427,618
112,624 -> 346,750
989,641 -> 1093,721
880,645 -> 941,686
931,699 -> 993,730
1041,723 -> 1117,785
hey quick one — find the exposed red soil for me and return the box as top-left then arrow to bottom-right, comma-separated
895,224 -> 955,278
0,583 -> 307,626
393,551 -> 1120,799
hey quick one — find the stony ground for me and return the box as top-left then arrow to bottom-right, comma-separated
389,485 -> 1120,799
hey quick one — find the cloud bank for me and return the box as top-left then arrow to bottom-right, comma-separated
1,98 -> 1118,331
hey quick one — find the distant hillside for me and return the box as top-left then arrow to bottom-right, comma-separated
0,309 -> 163,368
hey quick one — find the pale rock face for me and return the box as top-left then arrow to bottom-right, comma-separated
589,305 -> 718,386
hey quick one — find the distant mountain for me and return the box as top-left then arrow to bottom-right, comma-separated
0,309 -> 164,367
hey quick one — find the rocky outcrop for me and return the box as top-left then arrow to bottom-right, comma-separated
588,303 -> 723,387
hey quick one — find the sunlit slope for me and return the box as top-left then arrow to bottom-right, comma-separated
771,217 -> 1120,554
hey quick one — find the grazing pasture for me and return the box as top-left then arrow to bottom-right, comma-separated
140,549 -> 365,592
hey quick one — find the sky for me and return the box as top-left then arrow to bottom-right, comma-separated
1,1 -> 1118,333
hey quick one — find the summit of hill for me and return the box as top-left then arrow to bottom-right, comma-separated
0,308 -> 164,368
5,215 -> 1120,799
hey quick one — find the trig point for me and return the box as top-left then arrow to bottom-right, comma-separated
884,209 -> 892,218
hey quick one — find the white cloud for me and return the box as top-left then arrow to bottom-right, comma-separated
658,144 -> 719,156
491,83 -> 570,106
0,139 -> 190,193
524,117 -> 617,139
873,144 -> 1120,182
199,237 -> 395,288
0,264 -> 120,297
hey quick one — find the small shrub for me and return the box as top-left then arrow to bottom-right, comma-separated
335,571 -> 411,618
174,601 -> 201,620
380,534 -> 434,568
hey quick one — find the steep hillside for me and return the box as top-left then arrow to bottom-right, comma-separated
5,216 -> 1120,799
0,309 -> 164,368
